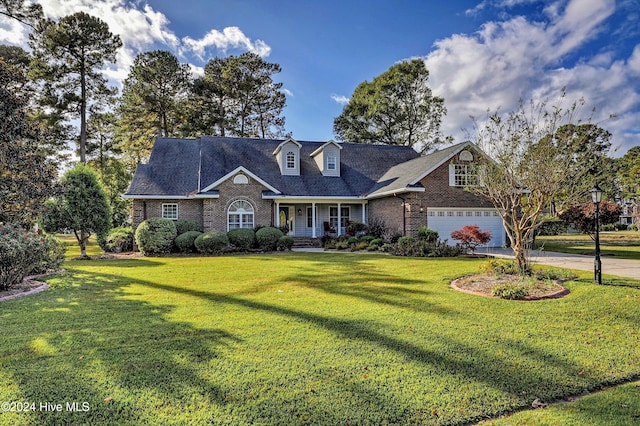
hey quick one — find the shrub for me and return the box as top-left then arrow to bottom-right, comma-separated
176,219 -> 203,235
347,236 -> 359,245
450,225 -> 491,254
417,226 -> 439,242
492,283 -> 529,300
228,228 -> 256,251
0,225 -> 65,290
359,235 -> 375,244
397,236 -> 415,253
135,218 -> 177,255
366,217 -> 388,239
277,235 -> 294,251
255,227 -> 284,251
389,237 -> 461,258
175,231 -> 203,253
346,221 -> 367,236
195,231 -> 229,254
536,218 -> 568,236
480,259 -> 519,275
100,227 -> 134,253
369,238 -> 383,247
351,241 -> 369,251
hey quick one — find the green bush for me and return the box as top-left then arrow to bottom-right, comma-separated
492,283 -> 529,300
389,237 -> 461,258
194,231 -> 229,254
397,236 -> 415,253
135,218 -> 177,255
480,259 -> 519,275
347,236 -> 359,245
417,226 -> 439,242
176,219 -> 203,235
100,227 -> 134,253
0,225 -> 65,290
175,231 -> 203,253
255,227 -> 284,251
360,235 -> 375,244
227,228 -> 256,251
369,238 -> 383,247
346,221 -> 367,235
535,218 -> 567,236
366,217 -> 388,239
277,235 -> 294,251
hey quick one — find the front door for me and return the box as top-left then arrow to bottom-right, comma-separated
278,206 -> 294,236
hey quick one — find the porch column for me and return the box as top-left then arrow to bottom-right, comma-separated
362,202 -> 366,223
275,201 -> 280,227
312,202 -> 317,238
337,202 -> 342,235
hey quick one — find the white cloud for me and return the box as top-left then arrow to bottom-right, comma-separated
283,88 -> 294,97
425,0 -> 638,155
331,94 -> 350,105
182,26 -> 271,60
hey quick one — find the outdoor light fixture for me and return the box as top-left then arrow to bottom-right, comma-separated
590,184 -> 603,284
297,208 -> 302,216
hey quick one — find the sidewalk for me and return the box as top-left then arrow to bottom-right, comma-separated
477,247 -> 640,280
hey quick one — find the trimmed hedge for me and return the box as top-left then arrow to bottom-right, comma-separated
100,227 -> 134,253
135,218 -> 177,255
195,231 -> 229,254
176,219 -> 203,235
255,227 -> 284,251
277,235 -> 294,251
227,228 -> 256,251
175,231 -> 203,253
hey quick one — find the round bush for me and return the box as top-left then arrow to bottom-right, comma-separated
417,226 -> 439,242
176,218 -> 203,235
255,227 -> 284,251
277,235 -> 294,251
227,228 -> 256,251
100,227 -> 134,253
135,218 -> 177,255
195,231 -> 229,254
175,231 -> 203,253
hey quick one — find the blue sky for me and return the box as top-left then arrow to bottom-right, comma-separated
2,0 -> 639,154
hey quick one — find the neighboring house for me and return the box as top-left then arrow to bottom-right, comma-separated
123,136 -> 506,247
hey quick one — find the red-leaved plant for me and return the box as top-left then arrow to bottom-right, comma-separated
450,225 -> 492,255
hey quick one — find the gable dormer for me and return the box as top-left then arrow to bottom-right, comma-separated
272,137 -> 302,176
310,140 -> 342,177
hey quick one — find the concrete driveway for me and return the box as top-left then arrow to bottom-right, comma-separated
477,247 -> 640,280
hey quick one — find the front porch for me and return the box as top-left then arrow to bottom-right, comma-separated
273,200 -> 367,238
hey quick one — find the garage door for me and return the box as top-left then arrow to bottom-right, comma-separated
427,208 -> 506,248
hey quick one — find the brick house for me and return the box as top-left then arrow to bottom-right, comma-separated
124,136 -> 506,246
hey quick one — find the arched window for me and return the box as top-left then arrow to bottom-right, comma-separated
286,151 -> 296,169
228,200 -> 254,230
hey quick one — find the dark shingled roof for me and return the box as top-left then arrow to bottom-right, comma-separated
125,136 -> 470,198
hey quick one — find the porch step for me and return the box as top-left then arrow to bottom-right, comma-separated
292,237 -> 322,248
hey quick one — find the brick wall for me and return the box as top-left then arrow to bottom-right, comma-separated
131,199 -> 203,232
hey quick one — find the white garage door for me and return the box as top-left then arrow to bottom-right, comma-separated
427,208 -> 506,248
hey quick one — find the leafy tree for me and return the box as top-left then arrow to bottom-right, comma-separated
450,225 -> 492,255
0,57 -> 57,225
559,201 -> 621,235
0,0 -> 42,27
469,95 -> 612,273
618,146 -> 640,201
29,11 -> 122,163
334,59 -> 449,153
186,52 -> 286,138
42,164 -> 111,258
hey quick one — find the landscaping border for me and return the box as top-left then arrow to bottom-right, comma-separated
450,277 -> 570,300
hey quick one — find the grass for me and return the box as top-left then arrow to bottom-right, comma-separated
1,252 -> 640,425
536,231 -> 640,260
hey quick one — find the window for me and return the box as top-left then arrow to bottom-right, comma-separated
228,200 -> 254,230
307,207 -> 313,228
162,203 -> 178,220
286,151 -> 296,169
452,164 -> 478,187
327,155 -> 337,170
233,174 -> 248,184
329,206 -> 349,230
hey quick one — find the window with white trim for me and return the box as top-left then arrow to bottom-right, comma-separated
327,155 -> 337,170
286,151 -> 296,169
162,203 -> 178,220
228,200 -> 254,230
329,206 -> 349,230
451,164 -> 478,187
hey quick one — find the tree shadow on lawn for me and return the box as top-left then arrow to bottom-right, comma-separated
0,272 -> 240,425
139,279 -> 598,424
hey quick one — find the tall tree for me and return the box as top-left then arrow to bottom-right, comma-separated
117,50 -> 191,166
334,59 -> 449,153
469,96 -> 612,273
42,164 -> 111,258
0,0 -> 42,27
186,52 -> 286,138
0,56 -> 57,225
29,11 -> 122,163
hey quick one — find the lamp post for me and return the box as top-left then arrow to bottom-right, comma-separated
590,184 -> 602,284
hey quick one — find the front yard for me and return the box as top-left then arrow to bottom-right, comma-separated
1,252 -> 640,425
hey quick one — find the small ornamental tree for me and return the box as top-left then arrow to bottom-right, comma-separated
450,225 -> 492,255
42,164 -> 111,258
559,201 -> 621,235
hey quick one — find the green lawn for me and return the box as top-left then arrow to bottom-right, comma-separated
536,231 -> 640,260
1,253 -> 640,425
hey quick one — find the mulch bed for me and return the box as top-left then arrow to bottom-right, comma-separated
451,273 -> 570,300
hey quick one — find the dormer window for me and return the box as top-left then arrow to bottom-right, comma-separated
286,151 -> 296,169
327,155 -> 337,171
311,140 -> 342,177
